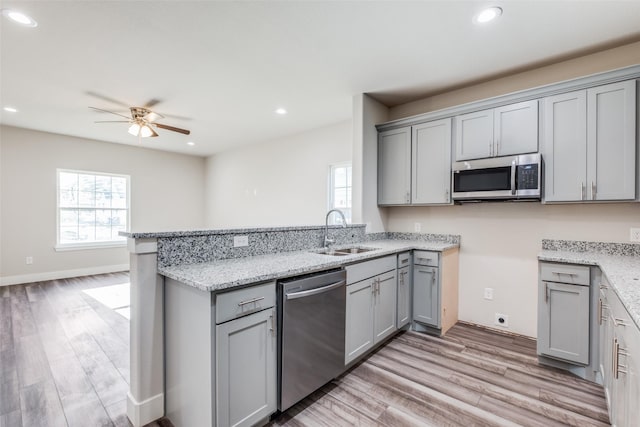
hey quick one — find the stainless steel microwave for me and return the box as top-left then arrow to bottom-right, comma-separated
452,153 -> 542,201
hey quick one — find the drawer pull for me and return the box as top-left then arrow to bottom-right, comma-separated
237,296 -> 265,307
613,318 -> 628,327
551,271 -> 577,277
269,311 -> 275,335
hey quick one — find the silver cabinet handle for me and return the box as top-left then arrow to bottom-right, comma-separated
551,271 -> 577,277
496,139 -> 500,156
445,188 -> 449,202
591,181 -> 596,200
510,159 -> 517,195
406,191 -> 410,203
400,258 -> 409,264
544,282 -> 549,303
238,296 -> 265,307
269,311 -> 275,335
581,182 -> 585,200
378,276 -> 394,284
489,142 -> 492,157
613,317 -> 628,327
614,338 -> 629,379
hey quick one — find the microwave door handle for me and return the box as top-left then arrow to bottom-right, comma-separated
510,160 -> 517,195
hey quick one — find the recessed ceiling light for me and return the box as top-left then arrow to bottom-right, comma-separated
275,108 -> 287,115
187,141 -> 195,146
2,9 -> 38,27
3,106 -> 18,113
474,7 -> 502,24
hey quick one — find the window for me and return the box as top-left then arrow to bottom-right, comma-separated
328,163 -> 352,225
56,169 -> 129,250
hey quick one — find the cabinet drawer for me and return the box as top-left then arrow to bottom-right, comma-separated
540,262 -> 589,286
414,250 -> 439,267
346,255 -> 396,285
215,281 -> 276,324
397,252 -> 411,268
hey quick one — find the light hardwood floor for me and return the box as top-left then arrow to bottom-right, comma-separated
2,273 -> 610,426
271,324 -> 610,426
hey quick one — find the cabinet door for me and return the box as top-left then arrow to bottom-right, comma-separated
413,266 -> 439,328
624,322 -> 640,427
537,281 -> 590,365
412,118 -> 452,204
455,109 -> 494,161
374,271 -> 397,344
345,279 -> 374,364
396,266 -> 411,328
216,308 -> 276,427
378,127 -> 411,205
543,90 -> 588,202
494,100 -> 539,156
587,80 -> 636,201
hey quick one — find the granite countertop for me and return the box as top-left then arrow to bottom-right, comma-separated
159,239 -> 458,293
539,250 -> 640,329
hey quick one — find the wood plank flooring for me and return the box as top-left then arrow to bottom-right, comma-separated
270,324 -> 610,427
0,273 -> 171,427
3,273 -> 610,426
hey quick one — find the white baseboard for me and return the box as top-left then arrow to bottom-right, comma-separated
0,264 -> 130,286
127,391 -> 164,427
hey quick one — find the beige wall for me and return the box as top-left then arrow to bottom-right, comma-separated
381,40 -> 640,337
389,41 -> 640,120
205,120 -> 352,228
0,125 -> 206,284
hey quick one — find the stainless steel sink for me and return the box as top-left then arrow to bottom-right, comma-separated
313,246 -> 378,256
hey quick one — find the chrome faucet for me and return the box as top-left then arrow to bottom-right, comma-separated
324,209 -> 347,248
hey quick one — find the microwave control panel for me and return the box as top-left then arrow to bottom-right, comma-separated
517,164 -> 539,190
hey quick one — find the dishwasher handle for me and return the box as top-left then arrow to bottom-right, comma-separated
285,280 -> 346,300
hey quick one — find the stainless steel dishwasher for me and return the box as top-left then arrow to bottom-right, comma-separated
278,269 -> 346,412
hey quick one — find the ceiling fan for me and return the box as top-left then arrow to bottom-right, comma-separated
90,106 -> 190,138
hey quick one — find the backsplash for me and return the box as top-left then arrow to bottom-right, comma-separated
157,225 -> 367,268
542,239 -> 640,257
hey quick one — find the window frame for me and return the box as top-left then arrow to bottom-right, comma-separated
55,168 -> 131,251
327,162 -> 352,225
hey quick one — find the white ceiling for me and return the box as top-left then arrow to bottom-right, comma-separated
1,1 -> 639,157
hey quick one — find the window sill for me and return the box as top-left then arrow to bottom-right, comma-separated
54,241 -> 127,252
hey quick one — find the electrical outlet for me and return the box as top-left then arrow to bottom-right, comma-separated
233,235 -> 249,247
414,222 -> 421,233
495,313 -> 509,328
26,256 -> 33,265
484,288 -> 493,300
630,228 -> 640,242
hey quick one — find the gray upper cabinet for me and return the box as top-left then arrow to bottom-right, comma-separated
412,118 -> 452,204
378,127 -> 411,205
455,100 -> 538,161
544,80 -> 636,202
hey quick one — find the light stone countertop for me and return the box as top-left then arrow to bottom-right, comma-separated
539,250 -> 640,329
159,239 -> 458,293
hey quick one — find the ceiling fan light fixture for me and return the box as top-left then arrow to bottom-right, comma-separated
140,125 -> 155,138
128,123 -> 141,136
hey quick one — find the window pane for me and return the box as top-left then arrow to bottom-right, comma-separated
60,209 -> 78,226
95,176 -> 111,193
96,210 -> 112,226
59,190 -> 78,207
347,167 -> 352,186
78,226 -> 94,241
334,167 -> 347,187
112,192 -> 127,209
60,226 -> 79,243
59,172 -> 78,190
334,188 -> 348,208
79,174 -> 95,192
79,191 -> 95,207
112,177 -> 127,194
96,226 -> 112,241
112,210 -> 127,227
79,210 -> 95,226
95,192 -> 111,208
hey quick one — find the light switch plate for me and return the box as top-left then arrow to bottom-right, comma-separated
233,235 -> 249,247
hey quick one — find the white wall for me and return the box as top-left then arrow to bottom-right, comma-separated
0,125 -> 206,284
387,203 -> 640,337
205,120 -> 352,227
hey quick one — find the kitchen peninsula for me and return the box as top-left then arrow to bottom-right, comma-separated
122,224 -> 460,427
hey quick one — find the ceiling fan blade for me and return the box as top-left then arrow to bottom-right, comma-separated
89,106 -> 131,119
86,91 -> 130,108
149,127 -> 159,137
94,120 -> 131,123
144,98 -> 162,109
154,123 -> 191,135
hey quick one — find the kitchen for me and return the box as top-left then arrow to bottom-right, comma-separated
2,2 -> 640,427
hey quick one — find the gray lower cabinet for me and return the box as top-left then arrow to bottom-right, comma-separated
396,252 -> 411,328
216,308 -> 276,427
165,278 -> 276,427
413,265 -> 438,327
543,79 -> 636,202
345,255 -> 397,365
537,262 -> 590,365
